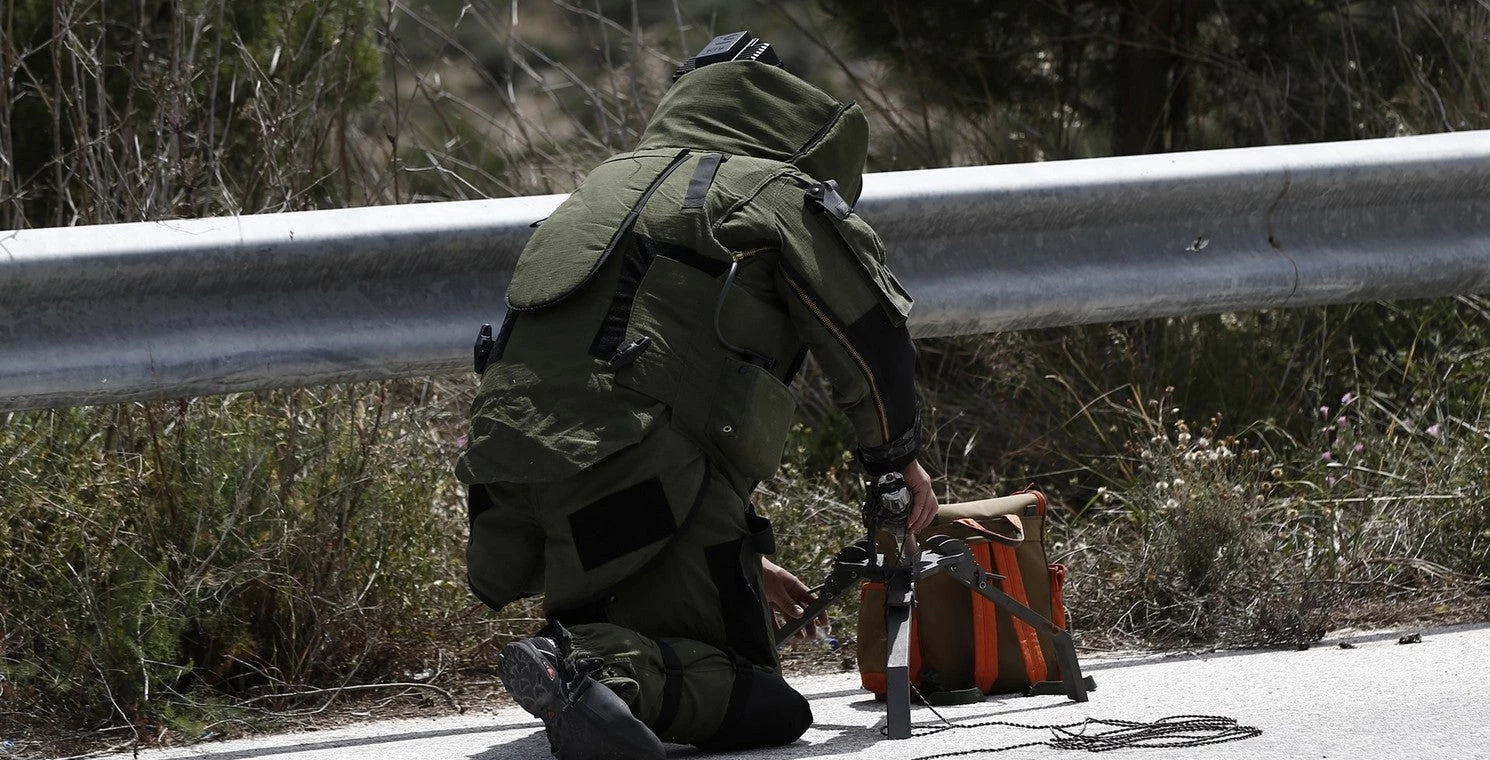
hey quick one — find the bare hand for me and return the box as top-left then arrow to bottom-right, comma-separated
760,557 -> 829,641
901,459 -> 940,533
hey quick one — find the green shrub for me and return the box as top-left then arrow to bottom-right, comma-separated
0,382 -> 474,733
1049,297 -> 1490,648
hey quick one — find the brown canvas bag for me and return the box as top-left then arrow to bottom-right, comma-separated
857,489 -> 1070,701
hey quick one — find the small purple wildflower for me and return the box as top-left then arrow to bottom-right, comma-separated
1426,424 -> 1443,440
1336,416 -> 1350,430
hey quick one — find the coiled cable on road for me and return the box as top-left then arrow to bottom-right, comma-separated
885,689 -> 1262,757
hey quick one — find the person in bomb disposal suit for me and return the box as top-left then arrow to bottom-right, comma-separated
456,32 -> 939,759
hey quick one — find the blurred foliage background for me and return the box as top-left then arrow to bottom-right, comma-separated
3,0 -> 1489,752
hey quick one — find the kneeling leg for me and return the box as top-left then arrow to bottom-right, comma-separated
567,622 -> 811,749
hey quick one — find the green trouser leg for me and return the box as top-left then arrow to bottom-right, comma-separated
559,452 -> 810,747
467,426 -> 811,746
567,623 -> 812,749
566,623 -> 733,744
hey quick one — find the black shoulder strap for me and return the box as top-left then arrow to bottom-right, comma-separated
597,148 -> 694,269
508,149 -> 691,313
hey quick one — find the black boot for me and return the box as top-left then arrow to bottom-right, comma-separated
497,621 -> 665,760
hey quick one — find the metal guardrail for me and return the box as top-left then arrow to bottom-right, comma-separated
3,131 -> 1490,412
860,130 -> 1490,336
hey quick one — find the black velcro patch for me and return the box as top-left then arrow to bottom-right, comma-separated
569,477 -> 676,571
683,153 -> 727,209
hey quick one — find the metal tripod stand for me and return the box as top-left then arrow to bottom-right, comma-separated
774,474 -> 1096,739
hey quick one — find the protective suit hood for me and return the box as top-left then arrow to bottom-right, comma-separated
636,62 -> 870,204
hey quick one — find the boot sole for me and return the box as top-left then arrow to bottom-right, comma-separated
497,640 -> 565,722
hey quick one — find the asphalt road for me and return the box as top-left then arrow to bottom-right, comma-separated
95,623 -> 1490,760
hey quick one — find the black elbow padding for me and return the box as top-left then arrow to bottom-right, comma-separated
843,310 -> 919,436
782,266 -> 920,464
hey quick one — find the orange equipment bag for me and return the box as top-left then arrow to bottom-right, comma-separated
857,489 -> 1070,702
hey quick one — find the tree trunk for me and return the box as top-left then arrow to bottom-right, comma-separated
1113,0 -> 1197,155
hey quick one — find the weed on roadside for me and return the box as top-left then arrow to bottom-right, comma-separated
0,382 -> 482,747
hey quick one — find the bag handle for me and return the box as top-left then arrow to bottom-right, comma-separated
938,493 -> 1041,521
942,516 -> 1022,546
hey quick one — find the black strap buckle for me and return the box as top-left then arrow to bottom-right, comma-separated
805,180 -> 852,220
606,335 -> 652,370
473,323 -> 495,374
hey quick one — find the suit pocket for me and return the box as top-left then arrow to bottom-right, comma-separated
706,357 -> 795,481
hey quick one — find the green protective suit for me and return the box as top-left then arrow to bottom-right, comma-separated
457,61 -> 922,747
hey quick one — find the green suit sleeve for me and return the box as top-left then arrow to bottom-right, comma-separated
717,177 -> 921,474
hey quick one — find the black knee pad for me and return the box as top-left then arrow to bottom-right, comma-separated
695,669 -> 812,750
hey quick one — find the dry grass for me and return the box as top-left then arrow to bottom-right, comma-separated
3,1 -> 1489,755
